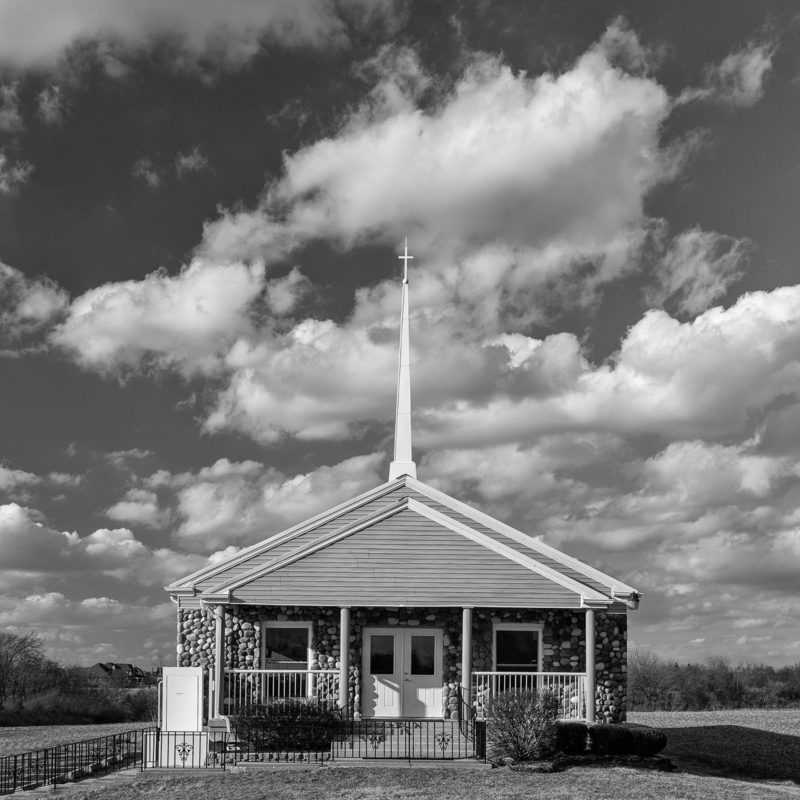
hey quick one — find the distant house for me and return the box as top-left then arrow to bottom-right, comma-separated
166,254 -> 639,724
87,662 -> 147,688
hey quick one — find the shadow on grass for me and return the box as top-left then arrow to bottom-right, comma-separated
662,725 -> 800,784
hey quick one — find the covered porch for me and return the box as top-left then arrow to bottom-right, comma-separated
194,603 -> 613,723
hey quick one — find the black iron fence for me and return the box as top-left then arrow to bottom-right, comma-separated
0,712 -> 485,794
0,728 -> 152,795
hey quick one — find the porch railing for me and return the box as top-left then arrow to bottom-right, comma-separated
219,669 -> 340,715
471,671 -> 587,720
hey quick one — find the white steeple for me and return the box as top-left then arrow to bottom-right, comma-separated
388,238 -> 417,481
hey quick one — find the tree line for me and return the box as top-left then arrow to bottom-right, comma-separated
0,632 -> 157,725
628,650 -> 800,711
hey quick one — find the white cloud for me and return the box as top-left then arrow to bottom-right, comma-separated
202,24 -> 675,301
702,41 -> 775,108
0,464 -> 41,492
0,263 -> 70,342
0,502 -> 204,586
106,488 -> 170,528
646,228 -> 750,315
0,592 -> 176,665
0,0 -> 405,71
679,41 -> 775,109
0,151 -> 33,194
146,452 -> 384,551
52,259 -> 266,373
418,284 -> 800,448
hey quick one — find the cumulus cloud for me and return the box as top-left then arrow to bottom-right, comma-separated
202,25 -> 676,299
105,488 -> 170,528
0,464 -> 41,493
0,502 -> 204,585
52,259 -> 266,373
0,263 -> 69,341
143,452 -> 384,551
0,591 -> 176,664
0,0 -> 406,71
418,284 -> 800,448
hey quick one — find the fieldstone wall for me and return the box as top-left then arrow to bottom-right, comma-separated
176,604 -> 627,722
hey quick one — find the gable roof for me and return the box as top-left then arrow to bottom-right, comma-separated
167,474 -> 639,609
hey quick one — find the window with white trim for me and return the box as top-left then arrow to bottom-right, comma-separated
493,623 -> 543,673
262,621 -> 312,670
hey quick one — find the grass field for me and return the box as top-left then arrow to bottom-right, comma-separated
2,710 -> 798,799
0,722 -> 153,756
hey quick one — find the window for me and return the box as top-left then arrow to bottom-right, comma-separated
410,635 -> 435,675
493,624 -> 542,673
263,621 -> 312,669
369,634 -> 395,675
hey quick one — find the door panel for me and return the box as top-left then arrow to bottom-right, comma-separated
362,628 -> 443,718
402,632 -> 443,717
363,630 -> 401,717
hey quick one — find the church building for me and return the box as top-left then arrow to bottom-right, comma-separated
165,245 -> 638,725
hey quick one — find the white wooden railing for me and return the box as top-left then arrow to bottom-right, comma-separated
217,669 -> 340,715
471,671 -> 587,720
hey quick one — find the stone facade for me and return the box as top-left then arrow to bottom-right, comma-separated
176,604 -> 627,722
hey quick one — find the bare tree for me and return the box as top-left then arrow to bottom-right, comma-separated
0,632 -> 44,706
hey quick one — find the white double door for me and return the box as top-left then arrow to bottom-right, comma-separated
362,627 -> 443,718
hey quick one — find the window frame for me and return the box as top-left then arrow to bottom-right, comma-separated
491,622 -> 544,673
261,620 -> 313,672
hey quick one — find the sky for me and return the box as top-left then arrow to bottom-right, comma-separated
0,0 -> 798,669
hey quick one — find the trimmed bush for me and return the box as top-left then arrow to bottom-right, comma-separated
231,700 -> 342,753
555,721 -> 590,754
553,721 -> 667,757
486,690 -> 560,763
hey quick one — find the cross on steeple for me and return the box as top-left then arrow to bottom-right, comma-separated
398,236 -> 413,282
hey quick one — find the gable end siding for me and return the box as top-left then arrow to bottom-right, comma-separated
405,489 -> 614,596
193,486 -> 413,593
228,508 -> 580,607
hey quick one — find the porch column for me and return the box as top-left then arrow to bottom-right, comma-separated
585,608 -> 595,723
339,607 -> 350,712
213,604 -> 225,718
461,607 -> 472,714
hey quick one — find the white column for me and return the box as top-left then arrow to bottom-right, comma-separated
213,604 -> 225,718
339,607 -> 350,713
585,608 -> 595,723
461,607 -> 472,714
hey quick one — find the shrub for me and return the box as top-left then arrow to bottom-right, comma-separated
588,723 -> 634,755
555,720 -> 590,754
553,721 -> 667,757
486,690 -> 560,763
231,700 -> 342,753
